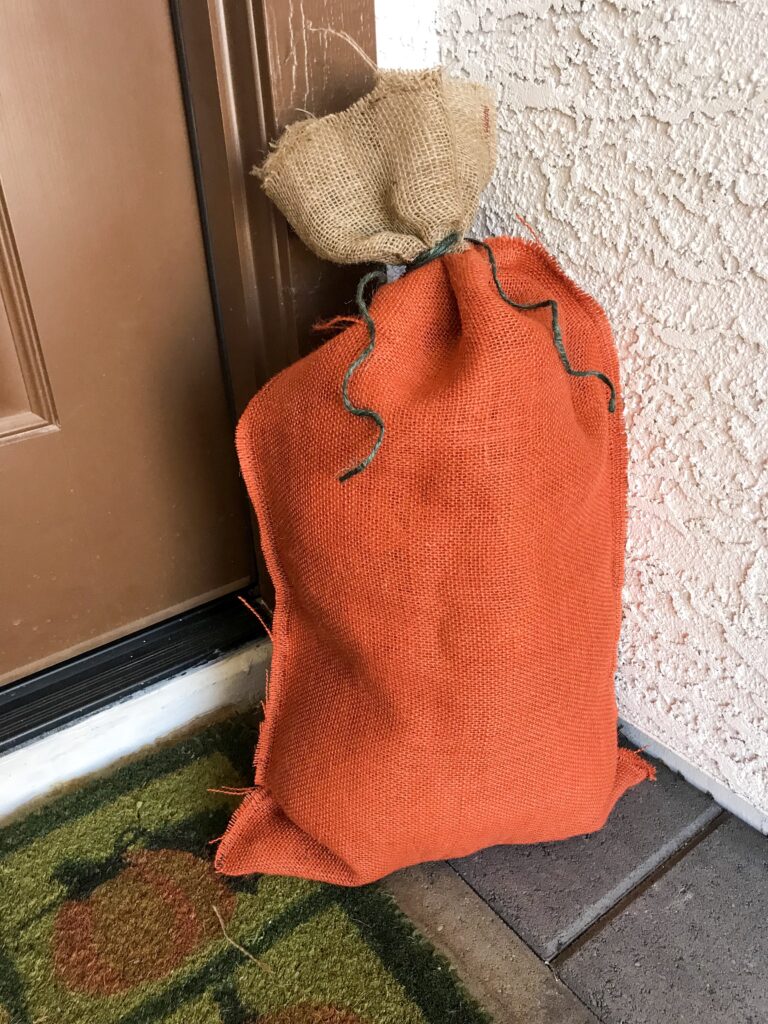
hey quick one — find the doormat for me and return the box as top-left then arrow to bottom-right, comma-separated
0,716 -> 489,1024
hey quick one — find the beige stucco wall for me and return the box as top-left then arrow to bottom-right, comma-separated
376,0 -> 768,818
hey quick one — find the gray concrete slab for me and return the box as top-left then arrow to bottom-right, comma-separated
450,753 -> 721,960
386,861 -> 598,1023
557,816 -> 768,1024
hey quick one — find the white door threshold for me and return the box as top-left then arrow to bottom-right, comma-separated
0,639 -> 271,824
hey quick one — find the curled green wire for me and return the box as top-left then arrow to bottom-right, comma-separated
338,234 -> 617,484
338,268 -> 389,483
467,238 -> 617,414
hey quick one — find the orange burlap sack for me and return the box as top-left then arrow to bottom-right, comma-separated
215,236 -> 653,885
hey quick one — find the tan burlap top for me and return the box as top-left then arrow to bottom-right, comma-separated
257,68 -> 497,265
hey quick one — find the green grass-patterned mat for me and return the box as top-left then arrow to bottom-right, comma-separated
0,716 -> 488,1024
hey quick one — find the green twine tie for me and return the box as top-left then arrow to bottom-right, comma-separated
467,238 -> 617,414
407,231 -> 462,270
338,268 -> 389,483
338,236 -> 461,483
338,234 -> 616,483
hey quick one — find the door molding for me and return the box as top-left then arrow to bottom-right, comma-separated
170,0 -> 377,417
0,181 -> 58,442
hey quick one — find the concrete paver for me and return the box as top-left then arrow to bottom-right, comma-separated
557,816 -> 768,1024
450,754 -> 720,960
387,861 -> 599,1023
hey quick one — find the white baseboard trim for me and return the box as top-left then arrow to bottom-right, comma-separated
0,639 -> 271,824
620,719 -> 768,835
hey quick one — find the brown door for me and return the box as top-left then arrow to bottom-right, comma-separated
0,1 -> 253,685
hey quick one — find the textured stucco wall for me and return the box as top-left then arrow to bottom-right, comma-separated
376,0 -> 768,815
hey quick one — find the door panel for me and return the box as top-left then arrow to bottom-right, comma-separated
0,0 -> 253,685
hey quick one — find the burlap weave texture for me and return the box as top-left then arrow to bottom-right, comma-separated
258,69 -> 497,265
215,238 -> 653,885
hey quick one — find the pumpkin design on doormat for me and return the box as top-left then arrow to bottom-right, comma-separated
0,718 -> 488,1024
53,848 -> 237,994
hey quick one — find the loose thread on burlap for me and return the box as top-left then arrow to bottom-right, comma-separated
468,238 -> 617,413
338,268 -> 389,482
207,786 -> 259,796
237,594 -> 273,641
